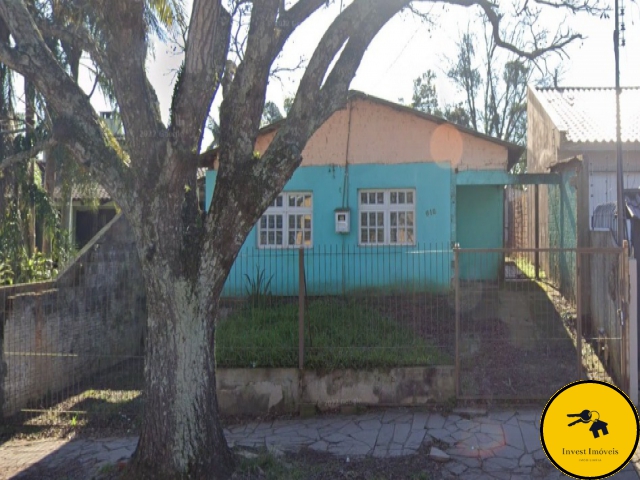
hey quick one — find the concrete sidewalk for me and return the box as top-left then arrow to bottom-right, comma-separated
1,407 -> 639,479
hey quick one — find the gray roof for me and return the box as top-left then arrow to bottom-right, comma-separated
532,87 -> 640,143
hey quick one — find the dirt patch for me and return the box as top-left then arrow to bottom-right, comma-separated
365,281 -> 580,399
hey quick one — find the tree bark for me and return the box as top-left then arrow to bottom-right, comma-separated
128,259 -> 235,480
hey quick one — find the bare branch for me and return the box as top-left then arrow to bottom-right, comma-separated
533,0 -> 609,14
0,138 -> 55,170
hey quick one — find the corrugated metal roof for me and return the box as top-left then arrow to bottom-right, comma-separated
532,87 -> 640,143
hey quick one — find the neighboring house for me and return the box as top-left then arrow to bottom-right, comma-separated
52,111 -> 208,250
53,182 -> 118,249
527,86 -> 640,300
206,91 -> 525,296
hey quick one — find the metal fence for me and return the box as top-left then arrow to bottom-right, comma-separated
454,246 -> 629,400
0,248 -> 145,431
0,242 -> 631,429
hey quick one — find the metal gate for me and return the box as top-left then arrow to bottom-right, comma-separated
454,246 -> 630,400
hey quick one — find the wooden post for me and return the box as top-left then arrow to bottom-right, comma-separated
454,244 -> 460,398
298,248 -> 305,371
535,184 -> 540,280
576,251 -> 582,380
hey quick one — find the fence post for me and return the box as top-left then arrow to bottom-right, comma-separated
621,241 -> 630,394
535,184 -> 540,279
454,244 -> 460,398
576,251 -> 582,381
298,248 -> 305,371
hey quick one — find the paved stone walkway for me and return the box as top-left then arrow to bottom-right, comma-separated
1,408 -> 639,479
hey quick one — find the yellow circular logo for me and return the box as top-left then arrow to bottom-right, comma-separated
540,380 -> 639,479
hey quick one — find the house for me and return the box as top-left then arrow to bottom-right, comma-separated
206,91 -> 526,296
526,86 -> 640,300
53,112 -> 208,249
527,86 -> 640,391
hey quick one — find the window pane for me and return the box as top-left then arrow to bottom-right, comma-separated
399,212 -> 405,226
289,215 -> 295,229
275,195 -> 283,207
260,231 -> 267,245
361,192 -> 367,204
276,216 -> 283,229
304,215 -> 311,229
304,231 -> 311,243
304,195 -> 312,207
398,192 -> 405,204
268,216 -> 275,228
260,217 -> 266,228
361,212 -> 368,226
377,212 -> 383,225
377,192 -> 384,204
369,212 -> 376,226
369,229 -> 376,241
407,212 -> 414,227
361,229 -> 368,243
390,229 -> 397,243
407,191 -> 414,204
390,212 -> 397,227
369,192 -> 376,204
407,229 -> 414,243
276,231 -> 283,245
390,192 -> 397,204
377,229 -> 384,243
268,231 -> 275,244
289,231 -> 296,245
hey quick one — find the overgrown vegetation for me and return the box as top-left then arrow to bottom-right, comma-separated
216,298 -> 449,369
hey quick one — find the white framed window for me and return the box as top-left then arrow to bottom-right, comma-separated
258,192 -> 312,248
359,189 -> 415,245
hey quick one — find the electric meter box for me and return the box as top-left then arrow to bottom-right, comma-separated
335,208 -> 350,234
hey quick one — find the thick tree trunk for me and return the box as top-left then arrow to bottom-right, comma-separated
129,265 -> 235,480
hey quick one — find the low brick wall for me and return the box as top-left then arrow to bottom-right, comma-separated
216,366 -> 455,415
1,214 -> 146,417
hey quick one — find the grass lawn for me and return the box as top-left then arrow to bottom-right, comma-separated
216,298 -> 449,369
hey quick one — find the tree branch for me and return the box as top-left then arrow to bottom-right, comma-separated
0,138 -> 55,170
0,0 -> 133,211
533,0 -> 608,14
168,0 -> 231,155
96,0 -> 165,164
208,0 -> 409,256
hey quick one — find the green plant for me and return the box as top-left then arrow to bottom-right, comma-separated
244,266 -> 274,308
0,260 -> 13,285
70,414 -> 78,427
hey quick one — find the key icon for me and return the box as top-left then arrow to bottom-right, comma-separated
567,409 -> 592,426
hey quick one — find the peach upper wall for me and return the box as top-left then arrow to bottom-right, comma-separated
251,98 -> 509,170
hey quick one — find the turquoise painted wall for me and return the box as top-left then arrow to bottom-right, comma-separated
456,185 -> 504,280
207,163 -> 455,295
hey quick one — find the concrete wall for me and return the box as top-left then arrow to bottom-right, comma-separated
1,214 -> 146,417
526,87 -> 562,173
253,97 -> 510,170
216,366 -> 455,415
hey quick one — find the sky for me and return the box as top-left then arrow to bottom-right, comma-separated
82,1 -> 640,136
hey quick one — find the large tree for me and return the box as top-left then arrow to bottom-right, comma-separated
0,0 -> 606,478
